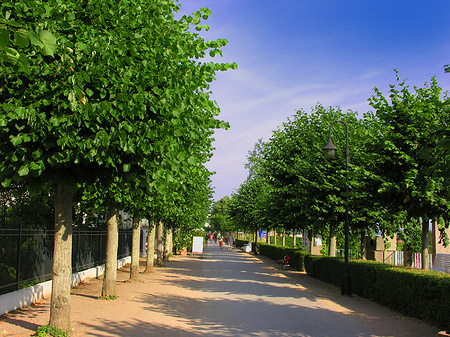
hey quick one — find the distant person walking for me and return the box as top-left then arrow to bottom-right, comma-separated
227,233 -> 234,249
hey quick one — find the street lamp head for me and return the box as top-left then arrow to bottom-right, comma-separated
322,137 -> 337,160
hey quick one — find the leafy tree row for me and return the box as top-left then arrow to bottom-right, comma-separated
226,74 -> 450,269
1,0 -> 235,332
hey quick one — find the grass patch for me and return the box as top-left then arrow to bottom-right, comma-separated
35,325 -> 69,337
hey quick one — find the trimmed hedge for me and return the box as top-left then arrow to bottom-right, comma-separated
235,239 -> 247,248
258,243 -> 308,271
304,255 -> 450,329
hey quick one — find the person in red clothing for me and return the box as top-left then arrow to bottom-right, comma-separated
218,233 -> 224,248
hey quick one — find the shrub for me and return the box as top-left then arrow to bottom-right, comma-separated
258,243 -> 308,271
173,229 -> 205,253
235,239 -> 247,248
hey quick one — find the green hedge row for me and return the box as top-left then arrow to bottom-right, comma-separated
304,255 -> 450,329
235,239 -> 247,248
258,243 -> 308,271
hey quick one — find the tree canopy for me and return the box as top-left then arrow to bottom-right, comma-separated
229,75 -> 450,261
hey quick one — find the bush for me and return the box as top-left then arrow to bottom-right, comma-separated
0,263 -> 16,294
258,243 -> 308,271
235,239 -> 247,248
173,229 -> 205,253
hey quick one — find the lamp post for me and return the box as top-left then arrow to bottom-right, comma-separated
322,120 -> 351,296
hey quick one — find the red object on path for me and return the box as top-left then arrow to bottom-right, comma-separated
277,255 -> 290,269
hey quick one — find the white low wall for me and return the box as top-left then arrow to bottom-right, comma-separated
0,256 -> 131,316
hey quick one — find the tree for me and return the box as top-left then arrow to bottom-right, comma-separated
209,196 -> 233,232
230,104 -> 383,257
1,0 -> 235,331
368,73 -> 450,268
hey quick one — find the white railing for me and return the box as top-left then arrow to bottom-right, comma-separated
387,251 -> 433,269
411,252 -> 434,269
394,251 -> 404,266
335,249 -> 434,269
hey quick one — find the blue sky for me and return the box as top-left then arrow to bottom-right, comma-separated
176,0 -> 450,201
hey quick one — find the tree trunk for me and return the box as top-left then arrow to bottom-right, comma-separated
49,179 -> 73,331
293,228 -> 297,248
164,226 -> 172,262
101,204 -> 119,297
266,228 -> 269,243
169,228 -> 173,256
329,225 -> 337,257
360,229 -> 366,260
421,217 -> 429,270
431,218 -> 437,261
156,221 -> 164,267
145,222 -> 156,273
282,230 -> 286,246
129,214 -> 141,282
274,229 -> 277,245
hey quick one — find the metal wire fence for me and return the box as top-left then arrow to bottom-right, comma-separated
0,225 -> 132,295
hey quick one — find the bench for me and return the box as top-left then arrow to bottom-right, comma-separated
277,255 -> 290,270
242,242 -> 252,253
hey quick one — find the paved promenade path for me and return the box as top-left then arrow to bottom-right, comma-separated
0,243 -> 440,336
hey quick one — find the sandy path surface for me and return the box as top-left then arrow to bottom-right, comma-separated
0,244 -> 441,336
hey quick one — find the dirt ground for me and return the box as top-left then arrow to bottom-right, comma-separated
0,251 -> 443,337
0,258 -> 194,337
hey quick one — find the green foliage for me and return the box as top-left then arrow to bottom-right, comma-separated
0,186 -> 53,229
305,255 -> 450,329
1,0 -> 235,330
20,278 -> 40,288
1,0 -> 235,215
0,262 -> 15,288
269,234 -> 294,247
368,74 -> 450,222
258,243 -> 308,271
35,325 -> 69,337
304,255 -> 346,286
234,239 -> 247,248
397,219 -> 422,253
209,196 -> 233,232
173,228 -> 205,252
229,75 -> 450,266
0,14 -> 56,73
229,104 -> 381,254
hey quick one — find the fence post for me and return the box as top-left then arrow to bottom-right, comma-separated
90,227 -> 93,261
75,226 -> 80,272
16,223 -> 22,290
99,228 -> 103,263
